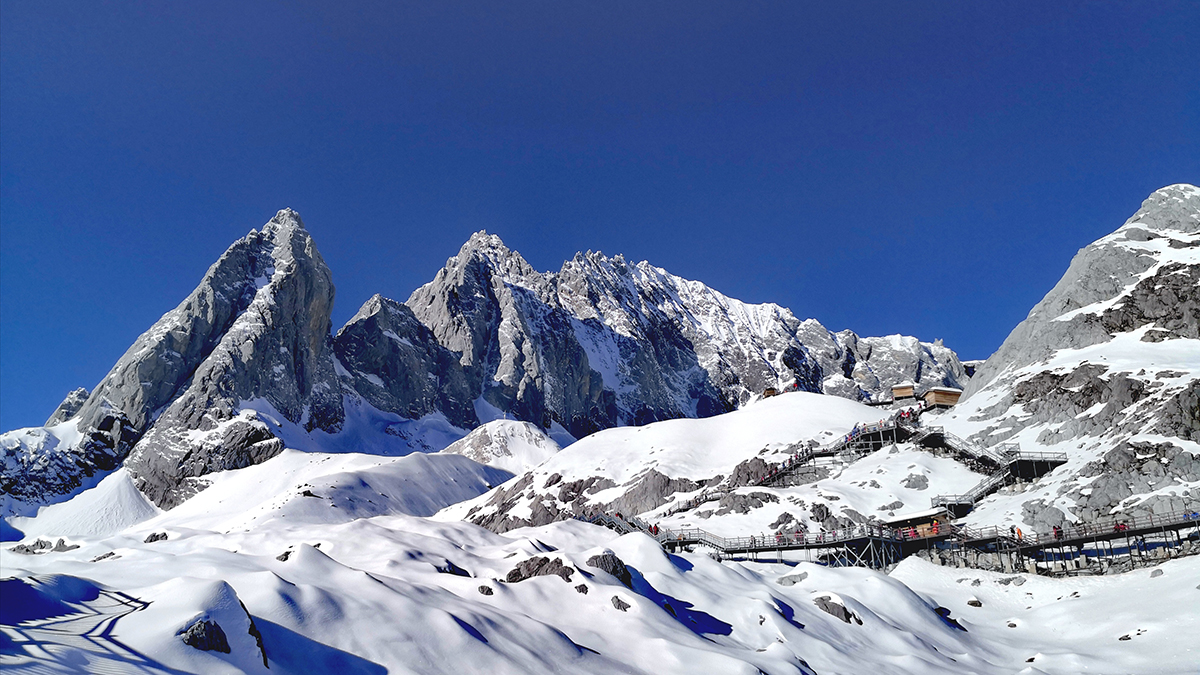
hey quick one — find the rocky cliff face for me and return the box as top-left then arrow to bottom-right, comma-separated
405,233 -> 966,437
3,212 -> 965,515
1,210 -> 352,512
333,294 -> 477,428
944,184 -> 1200,530
45,388 -> 90,427
123,209 -> 347,508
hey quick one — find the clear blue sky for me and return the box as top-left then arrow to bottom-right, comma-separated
2,1 -> 1197,431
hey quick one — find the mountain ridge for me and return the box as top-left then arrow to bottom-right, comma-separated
4,211 -> 965,514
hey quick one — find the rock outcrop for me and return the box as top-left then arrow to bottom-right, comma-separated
45,388 -> 90,426
946,184 -> 1200,528
405,232 -> 965,437
3,211 -> 966,514
122,209 -> 346,508
333,294 -> 477,428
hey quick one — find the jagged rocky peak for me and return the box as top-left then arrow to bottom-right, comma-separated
45,387 -> 90,426
402,229 -> 965,439
445,230 -> 549,291
943,184 -> 1200,530
333,294 -> 478,428
118,208 -> 347,508
2,208 -> 347,513
964,183 -> 1200,398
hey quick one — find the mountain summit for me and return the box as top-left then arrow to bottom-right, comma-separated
2,217 -> 964,513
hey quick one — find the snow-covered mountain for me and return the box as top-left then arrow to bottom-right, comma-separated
941,183 -> 1200,532
4,186 -> 1199,675
441,392 -> 986,534
2,211 -> 962,516
406,232 -> 966,437
7,449 -> 1198,674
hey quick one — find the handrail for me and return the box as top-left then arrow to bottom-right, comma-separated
931,451 -> 1068,507
579,504 -> 1200,562
956,507 -> 1200,548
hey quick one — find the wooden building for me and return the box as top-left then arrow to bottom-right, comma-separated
891,382 -> 916,401
922,387 -> 963,409
881,507 -> 952,537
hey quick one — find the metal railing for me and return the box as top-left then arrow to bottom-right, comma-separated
580,505 -> 1200,565
659,523 -> 907,552
956,507 -> 1200,549
931,450 -> 1068,508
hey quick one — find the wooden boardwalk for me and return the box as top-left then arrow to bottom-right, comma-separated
582,506 -> 1200,575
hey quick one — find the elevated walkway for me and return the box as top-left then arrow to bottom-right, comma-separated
931,450 -> 1067,517
580,505 -> 1200,576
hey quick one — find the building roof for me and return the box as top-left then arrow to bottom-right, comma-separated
880,507 -> 948,525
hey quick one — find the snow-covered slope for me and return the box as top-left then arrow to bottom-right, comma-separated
442,392 -> 986,534
439,420 -> 562,474
944,183 -> 1200,531
2,210 -> 965,518
8,470 -> 159,540
6,509 -> 1197,674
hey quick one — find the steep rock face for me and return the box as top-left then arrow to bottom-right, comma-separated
123,209 -> 347,508
405,233 -> 965,438
3,210 -> 350,513
45,388 -> 90,426
944,184 -> 1200,529
333,294 -> 477,428
406,234 -> 625,437
963,184 -> 1200,398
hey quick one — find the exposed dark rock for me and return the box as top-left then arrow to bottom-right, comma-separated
144,532 -> 168,544
45,387 -> 90,426
276,551 -> 291,562
714,491 -> 778,516
506,556 -> 574,583
728,458 -> 772,487
611,596 -> 631,612
901,474 -> 929,490
586,552 -> 632,587
1099,263 -> 1200,341
180,619 -> 231,653
478,585 -> 494,596
776,572 -> 808,586
769,512 -> 796,530
333,294 -> 478,428
10,539 -> 52,555
575,584 -> 588,594
813,596 -> 861,625
608,470 -> 701,517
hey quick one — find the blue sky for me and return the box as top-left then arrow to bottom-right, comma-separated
2,1 -> 1197,431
